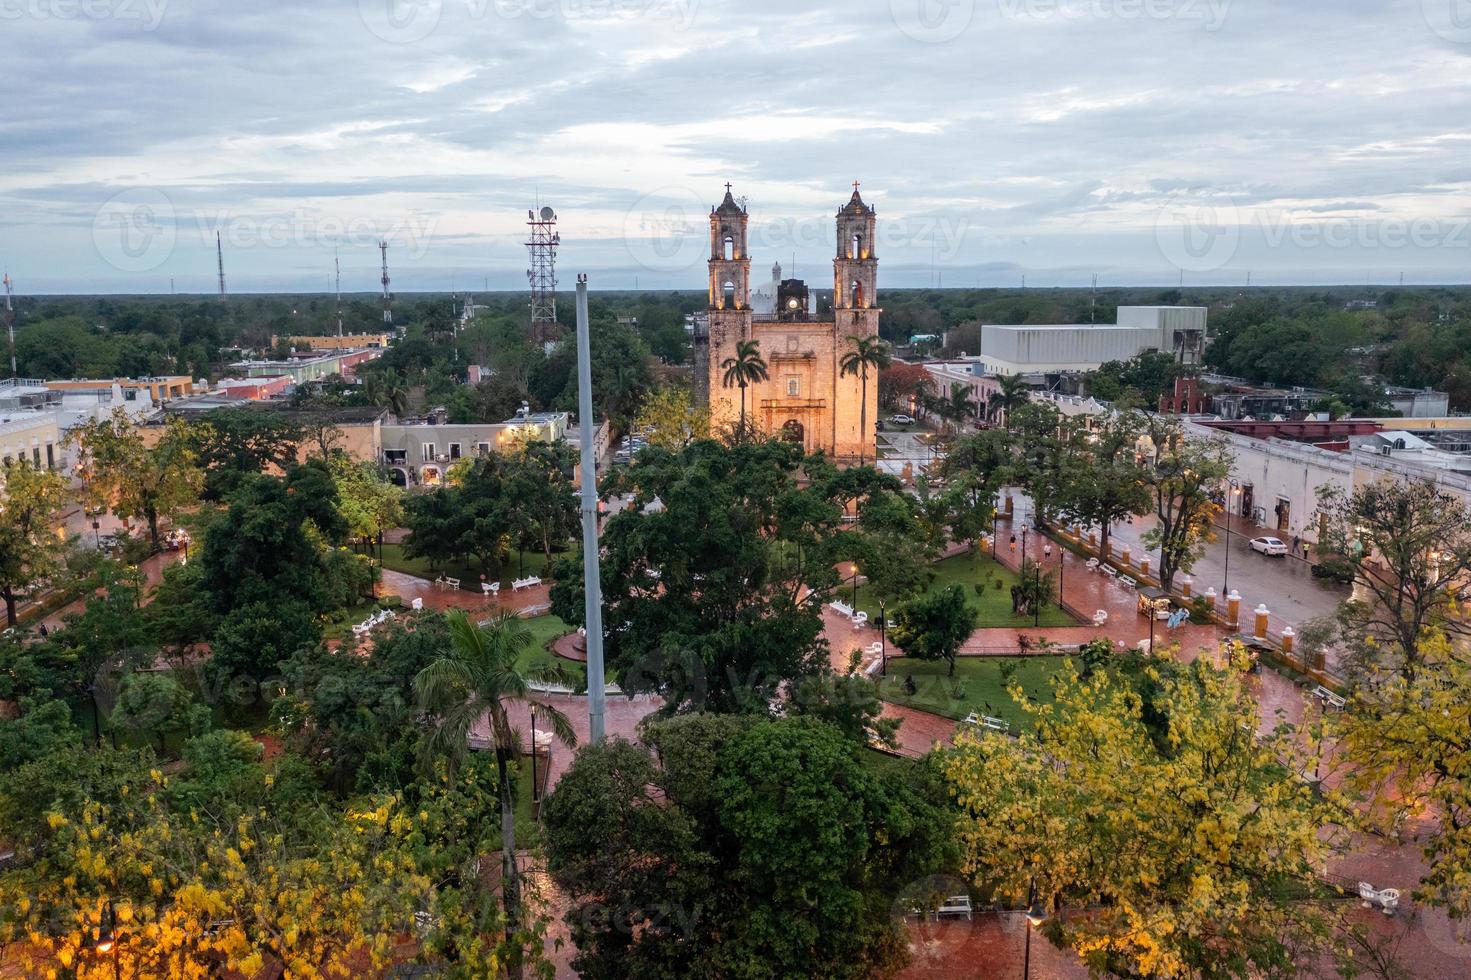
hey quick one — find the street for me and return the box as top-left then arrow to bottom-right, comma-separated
1101,512 -> 1349,630
1006,494 -> 1350,633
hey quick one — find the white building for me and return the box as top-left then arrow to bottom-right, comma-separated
974,306 -> 1208,376
1183,419 -> 1471,543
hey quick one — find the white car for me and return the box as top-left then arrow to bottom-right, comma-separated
887,414 -> 915,425
1249,536 -> 1288,556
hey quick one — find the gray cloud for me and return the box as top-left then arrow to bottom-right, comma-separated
1,0 -> 1469,292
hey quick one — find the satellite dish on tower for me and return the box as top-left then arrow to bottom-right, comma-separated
540,206 -> 555,220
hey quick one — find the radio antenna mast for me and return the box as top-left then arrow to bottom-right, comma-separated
3,271 -> 15,377
334,250 -> 343,337
216,233 -> 227,301
380,240 -> 393,325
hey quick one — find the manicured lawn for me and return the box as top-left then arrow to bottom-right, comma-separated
379,542 -> 553,587
517,613 -> 587,688
844,552 -> 1076,629
876,655 -> 1069,730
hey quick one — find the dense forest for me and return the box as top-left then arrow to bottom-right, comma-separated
7,283 -> 1471,410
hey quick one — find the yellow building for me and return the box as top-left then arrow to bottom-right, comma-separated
273,334 -> 391,351
46,376 -> 194,402
693,185 -> 880,460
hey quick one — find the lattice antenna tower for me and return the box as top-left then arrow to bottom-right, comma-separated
216,232 -> 227,301
334,250 -> 343,337
526,205 -> 560,342
380,240 -> 393,325
3,271 -> 15,378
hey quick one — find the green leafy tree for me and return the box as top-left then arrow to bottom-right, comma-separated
413,609 -> 576,980
0,460 -> 69,627
838,335 -> 892,461
889,585 -> 978,676
1054,409 -> 1152,555
109,672 -> 209,756
543,715 -> 952,980
192,408 -> 304,499
1141,420 -> 1234,589
69,410 -> 207,551
207,600 -> 321,693
549,440 -> 842,713
329,453 -> 404,560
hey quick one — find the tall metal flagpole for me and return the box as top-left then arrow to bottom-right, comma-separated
575,275 -> 607,742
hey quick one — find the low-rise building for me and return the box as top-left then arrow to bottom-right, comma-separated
0,411 -> 65,471
272,333 -> 392,351
974,306 -> 1207,376
229,349 -> 380,384
46,375 -> 194,403
380,409 -> 571,487
215,376 -> 292,400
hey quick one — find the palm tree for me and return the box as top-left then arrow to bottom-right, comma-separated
990,374 -> 1030,429
838,335 -> 892,463
360,372 -> 385,409
383,374 -> 411,419
720,339 -> 769,438
414,610 -> 577,980
942,382 -> 978,435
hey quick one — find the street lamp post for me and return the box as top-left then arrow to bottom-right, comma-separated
879,599 -> 887,676
851,563 -> 860,608
1023,878 -> 1047,980
92,518 -> 101,549
1034,559 -> 1041,627
94,899 -> 121,980
535,703 -> 547,800
1222,481 -> 1241,595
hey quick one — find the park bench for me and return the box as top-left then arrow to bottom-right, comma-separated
351,608 -> 396,637
851,611 -> 869,629
1311,685 -> 1347,711
1099,564 -> 1118,578
934,895 -> 973,921
963,712 -> 1010,734
829,600 -> 854,618
1359,882 -> 1400,915
513,576 -> 543,591
864,641 -> 883,656
1119,575 -> 1138,589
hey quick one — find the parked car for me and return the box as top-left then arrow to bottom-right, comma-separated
1249,536 -> 1288,556
887,414 -> 915,425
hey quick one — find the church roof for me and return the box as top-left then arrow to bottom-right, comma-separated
714,183 -> 745,215
839,183 -> 874,216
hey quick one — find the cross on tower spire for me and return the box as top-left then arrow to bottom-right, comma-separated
853,180 -> 860,192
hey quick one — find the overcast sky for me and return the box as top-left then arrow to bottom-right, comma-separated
2,0 -> 1470,293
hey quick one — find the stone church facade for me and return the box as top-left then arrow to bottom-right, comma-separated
691,184 -> 880,461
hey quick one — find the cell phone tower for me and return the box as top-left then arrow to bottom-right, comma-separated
334,250 -> 343,337
380,240 -> 393,325
216,232 -> 227,301
526,205 -> 560,343
3,271 -> 15,378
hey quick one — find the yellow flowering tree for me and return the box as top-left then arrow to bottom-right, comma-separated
632,386 -> 711,452
1334,630 -> 1471,917
0,772 -> 438,978
943,648 -> 1345,978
